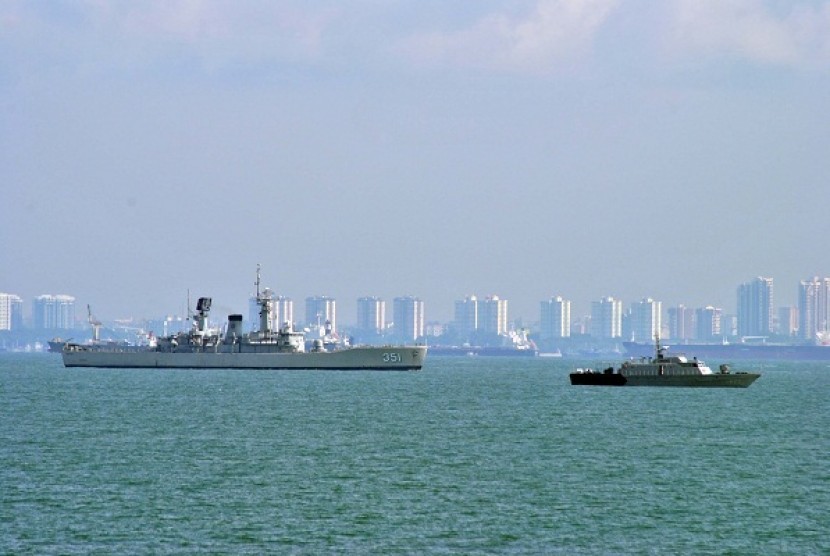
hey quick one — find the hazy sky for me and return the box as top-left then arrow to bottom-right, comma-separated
2,0 -> 829,325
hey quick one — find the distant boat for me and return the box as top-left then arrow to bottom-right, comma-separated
572,337 -> 760,388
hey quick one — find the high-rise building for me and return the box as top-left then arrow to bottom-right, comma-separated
273,296 -> 293,329
480,296 -> 508,336
305,296 -> 336,332
695,306 -> 722,341
356,297 -> 386,334
798,277 -> 830,340
668,305 -> 695,340
454,296 -> 478,337
591,297 -> 622,339
737,277 -> 774,337
540,296 -> 571,339
32,294 -> 76,330
630,298 -> 661,342
392,296 -> 424,342
0,293 -> 24,331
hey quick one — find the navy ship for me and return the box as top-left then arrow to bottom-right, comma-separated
62,268 -> 426,371
571,337 -> 759,387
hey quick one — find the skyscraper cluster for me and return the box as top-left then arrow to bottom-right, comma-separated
233,276 -> 830,347
0,293 -> 75,331
4,275 -> 830,345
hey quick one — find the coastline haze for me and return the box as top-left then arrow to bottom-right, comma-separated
2,2 -> 829,324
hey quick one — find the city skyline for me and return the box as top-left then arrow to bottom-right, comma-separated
4,275 -> 827,336
2,2 -> 829,325
2,273 -> 823,326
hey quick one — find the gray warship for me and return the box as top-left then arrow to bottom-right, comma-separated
570,337 -> 759,387
62,269 -> 426,371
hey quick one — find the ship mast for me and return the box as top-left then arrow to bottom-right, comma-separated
256,264 -> 272,335
87,304 -> 102,343
655,333 -> 665,361
255,263 -> 261,299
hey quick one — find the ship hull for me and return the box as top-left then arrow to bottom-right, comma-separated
570,372 -> 759,388
569,372 -> 627,386
63,346 -> 427,370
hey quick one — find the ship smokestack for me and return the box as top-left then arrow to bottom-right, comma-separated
225,314 -> 244,343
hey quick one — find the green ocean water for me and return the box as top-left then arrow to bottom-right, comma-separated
2,354 -> 828,555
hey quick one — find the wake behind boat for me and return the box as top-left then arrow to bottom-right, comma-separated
62,268 -> 426,371
570,337 -> 759,388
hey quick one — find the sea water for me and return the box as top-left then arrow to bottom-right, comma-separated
2,354 -> 828,555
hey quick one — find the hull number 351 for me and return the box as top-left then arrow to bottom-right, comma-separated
383,352 -> 402,363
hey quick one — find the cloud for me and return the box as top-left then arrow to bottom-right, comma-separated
5,0 -> 829,83
116,1 -> 334,52
401,0 -> 620,74
669,0 -> 830,68
0,1 -> 340,75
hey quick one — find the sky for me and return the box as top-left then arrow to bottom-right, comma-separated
2,0 -> 829,325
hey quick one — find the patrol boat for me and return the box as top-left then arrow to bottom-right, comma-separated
570,337 -> 759,387
62,269 -> 426,371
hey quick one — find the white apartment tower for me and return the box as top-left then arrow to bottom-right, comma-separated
696,306 -> 722,341
454,296 -> 478,337
591,296 -> 623,339
273,296 -> 293,329
480,296 -> 508,336
392,296 -> 424,342
357,296 -> 386,334
798,277 -> 830,341
540,296 -> 571,339
668,305 -> 695,341
0,293 -> 24,330
737,277 -> 774,337
630,298 -> 661,342
32,294 -> 76,330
